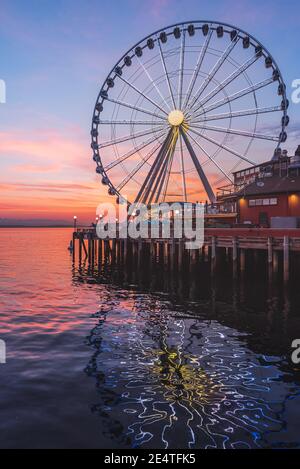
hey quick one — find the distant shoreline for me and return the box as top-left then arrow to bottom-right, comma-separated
0,225 -> 80,228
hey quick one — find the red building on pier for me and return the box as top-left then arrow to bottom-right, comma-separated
216,146 -> 300,227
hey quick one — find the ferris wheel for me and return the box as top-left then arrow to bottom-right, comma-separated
91,21 -> 289,205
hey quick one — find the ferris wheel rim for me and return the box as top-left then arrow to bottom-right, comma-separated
91,20 -> 288,205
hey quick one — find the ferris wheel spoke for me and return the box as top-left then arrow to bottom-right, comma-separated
179,135 -> 187,201
182,29 -> 213,111
99,120 -> 165,125
193,77 -> 274,119
187,132 -> 234,184
98,126 -> 166,149
193,53 -> 259,113
187,36 -> 239,113
118,75 -> 169,115
177,27 -> 186,109
158,39 -> 176,109
189,126 -> 256,166
137,57 -> 171,112
104,130 -> 166,171
180,129 -> 216,204
192,105 -> 282,123
104,96 -> 166,120
116,140 -> 162,191
189,123 -> 279,142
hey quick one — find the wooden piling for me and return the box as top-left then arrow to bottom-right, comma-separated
124,239 -> 128,264
170,239 -> 176,270
211,236 -> 216,273
232,237 -> 238,278
82,238 -> 88,258
150,240 -> 156,261
178,240 -> 183,270
138,238 -> 142,267
164,241 -> 168,267
273,249 -> 279,274
88,236 -> 92,263
240,249 -> 246,272
91,238 -> 95,266
111,239 -> 116,263
98,239 -> 102,266
267,237 -> 273,265
283,235 -> 289,283
72,233 -> 75,262
79,237 -> 82,264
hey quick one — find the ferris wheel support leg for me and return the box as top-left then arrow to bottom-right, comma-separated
134,129 -> 173,205
180,129 -> 216,205
157,157 -> 173,203
142,132 -> 174,205
153,132 -> 178,204
149,149 -> 171,204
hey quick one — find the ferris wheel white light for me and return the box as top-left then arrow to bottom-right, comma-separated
168,110 -> 185,127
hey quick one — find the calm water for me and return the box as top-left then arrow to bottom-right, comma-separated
1,228 -> 300,449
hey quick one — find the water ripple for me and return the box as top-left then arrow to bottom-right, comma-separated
85,296 -> 298,449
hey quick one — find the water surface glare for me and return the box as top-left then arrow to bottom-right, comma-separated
0,228 -> 300,449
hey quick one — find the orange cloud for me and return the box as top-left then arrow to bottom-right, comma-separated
0,126 -> 229,223
0,128 -> 111,222
0,129 -> 90,172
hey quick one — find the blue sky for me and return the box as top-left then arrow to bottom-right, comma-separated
0,0 -> 299,222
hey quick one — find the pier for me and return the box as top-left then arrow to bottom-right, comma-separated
72,228 -> 300,283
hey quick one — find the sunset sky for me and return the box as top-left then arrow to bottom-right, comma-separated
0,0 -> 299,225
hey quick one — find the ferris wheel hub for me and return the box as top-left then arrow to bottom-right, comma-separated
168,109 -> 185,127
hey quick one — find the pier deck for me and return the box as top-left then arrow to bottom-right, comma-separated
72,228 -> 300,282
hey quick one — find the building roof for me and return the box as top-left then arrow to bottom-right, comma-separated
237,176 -> 300,197
232,156 -> 291,175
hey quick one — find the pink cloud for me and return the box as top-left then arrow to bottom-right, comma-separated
149,0 -> 172,18
219,0 -> 279,27
0,129 -> 91,173
0,127 -> 108,221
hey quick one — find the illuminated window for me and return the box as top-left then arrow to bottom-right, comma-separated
248,197 -> 278,207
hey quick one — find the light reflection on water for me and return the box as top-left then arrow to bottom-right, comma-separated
1,228 -> 300,448
82,287 -> 299,449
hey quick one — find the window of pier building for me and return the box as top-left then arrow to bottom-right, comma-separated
248,197 -> 278,207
